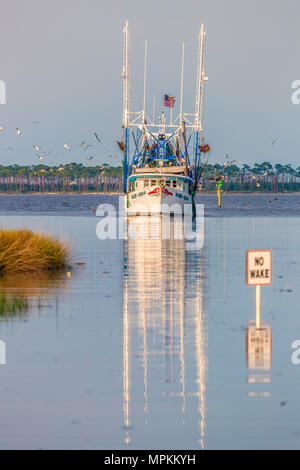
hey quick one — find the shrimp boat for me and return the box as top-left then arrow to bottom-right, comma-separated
120,21 -> 209,215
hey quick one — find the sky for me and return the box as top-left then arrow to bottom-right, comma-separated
0,0 -> 300,168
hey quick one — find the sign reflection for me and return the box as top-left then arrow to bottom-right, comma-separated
246,323 -> 272,388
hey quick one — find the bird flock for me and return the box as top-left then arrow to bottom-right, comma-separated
207,139 -> 278,189
0,122 -> 277,174
0,123 -> 121,167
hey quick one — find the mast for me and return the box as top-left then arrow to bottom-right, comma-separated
179,43 -> 185,125
195,23 -> 206,131
193,23 -> 207,183
122,20 -> 130,193
143,40 -> 148,124
122,20 -> 130,128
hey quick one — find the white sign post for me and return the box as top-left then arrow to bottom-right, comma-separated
246,250 -> 272,329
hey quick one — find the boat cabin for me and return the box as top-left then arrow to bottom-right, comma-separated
128,175 -> 192,194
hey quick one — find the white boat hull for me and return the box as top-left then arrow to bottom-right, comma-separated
125,189 -> 192,215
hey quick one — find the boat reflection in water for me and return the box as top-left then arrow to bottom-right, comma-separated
122,216 -> 207,448
246,323 -> 272,397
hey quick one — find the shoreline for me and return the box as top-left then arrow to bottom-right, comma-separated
0,191 -> 300,196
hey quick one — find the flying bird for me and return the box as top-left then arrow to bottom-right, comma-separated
43,151 -> 52,157
94,133 -> 101,143
64,143 -> 71,151
87,156 -> 94,163
117,140 -> 125,152
224,154 -> 236,169
38,156 -> 44,161
16,128 -> 22,136
270,138 -> 278,146
0,126 -> 3,131
33,145 -> 41,151
32,121 -> 39,125
79,140 -> 86,148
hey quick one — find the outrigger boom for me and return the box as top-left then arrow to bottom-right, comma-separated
120,21 -> 209,215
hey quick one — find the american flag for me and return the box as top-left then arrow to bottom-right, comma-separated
163,95 -> 176,108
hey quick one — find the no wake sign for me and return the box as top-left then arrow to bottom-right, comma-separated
246,250 -> 272,286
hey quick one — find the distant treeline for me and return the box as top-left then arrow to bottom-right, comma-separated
202,162 -> 300,192
0,163 -> 122,193
0,161 -> 300,193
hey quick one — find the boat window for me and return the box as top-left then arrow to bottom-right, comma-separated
144,179 -> 149,187
172,180 -> 177,188
151,180 -> 156,186
166,180 -> 171,187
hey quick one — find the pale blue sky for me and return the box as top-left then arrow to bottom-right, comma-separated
0,0 -> 299,167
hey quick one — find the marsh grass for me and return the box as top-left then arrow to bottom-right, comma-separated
0,294 -> 28,317
0,229 -> 70,273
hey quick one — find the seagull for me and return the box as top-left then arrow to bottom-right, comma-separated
32,121 -> 39,125
270,138 -> 278,146
87,156 -> 94,163
64,143 -> 71,151
33,145 -> 41,151
16,128 -> 22,136
79,140 -> 86,148
0,126 -> 3,131
94,133 -> 101,143
224,154 -> 236,168
43,151 -> 52,157
38,156 -> 44,161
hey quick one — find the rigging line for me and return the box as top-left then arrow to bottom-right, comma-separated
131,131 -> 140,156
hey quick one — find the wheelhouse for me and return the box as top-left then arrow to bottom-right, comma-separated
128,174 -> 193,194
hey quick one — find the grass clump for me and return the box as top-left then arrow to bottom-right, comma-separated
0,294 -> 28,317
0,229 -> 70,273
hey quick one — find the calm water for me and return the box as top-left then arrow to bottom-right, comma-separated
0,194 -> 299,449
0,192 -> 300,217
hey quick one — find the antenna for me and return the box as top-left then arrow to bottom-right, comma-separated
122,20 -> 130,127
180,42 -> 185,125
143,40 -> 148,123
194,23 -> 206,131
